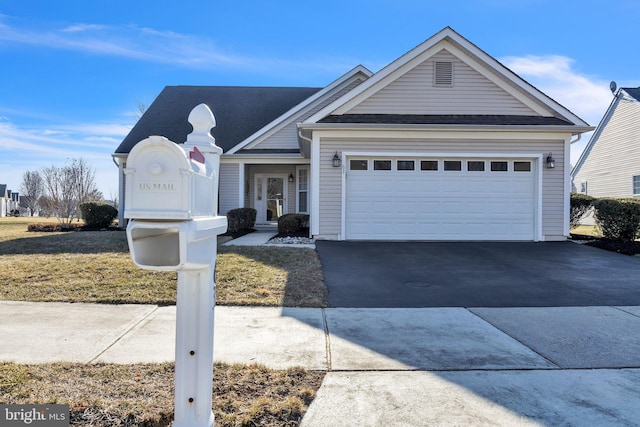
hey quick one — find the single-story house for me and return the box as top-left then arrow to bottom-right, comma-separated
572,87 -> 640,198
114,27 -> 592,241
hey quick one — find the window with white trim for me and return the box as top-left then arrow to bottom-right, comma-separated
633,176 -> 640,196
514,161 -> 531,172
350,160 -> 368,170
296,166 -> 309,213
397,160 -> 415,171
580,182 -> 588,194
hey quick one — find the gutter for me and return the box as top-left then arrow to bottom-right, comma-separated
298,122 -> 595,134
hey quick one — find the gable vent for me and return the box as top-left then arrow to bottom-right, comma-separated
434,61 -> 453,86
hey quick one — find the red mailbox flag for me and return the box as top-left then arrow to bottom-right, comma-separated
189,146 -> 205,163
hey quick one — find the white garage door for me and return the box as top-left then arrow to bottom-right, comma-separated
345,157 -> 537,240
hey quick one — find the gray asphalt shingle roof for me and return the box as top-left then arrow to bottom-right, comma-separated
114,85 -> 322,154
623,87 -> 640,102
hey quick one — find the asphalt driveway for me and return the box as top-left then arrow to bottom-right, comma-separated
315,241 -> 640,307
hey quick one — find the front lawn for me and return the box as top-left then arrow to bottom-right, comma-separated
0,218 -> 328,426
0,218 -> 327,307
0,361 -> 325,426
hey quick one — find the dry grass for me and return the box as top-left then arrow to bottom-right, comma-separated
0,362 -> 325,426
217,246 -> 327,307
0,218 -> 177,304
570,224 -> 601,237
0,218 -> 327,307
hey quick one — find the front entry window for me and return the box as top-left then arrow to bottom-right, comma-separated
297,167 -> 309,214
266,177 -> 284,221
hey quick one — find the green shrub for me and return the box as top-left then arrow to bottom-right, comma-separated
226,208 -> 257,233
277,214 -> 310,234
79,202 -> 118,228
278,215 -> 300,234
593,198 -> 640,241
570,193 -> 595,228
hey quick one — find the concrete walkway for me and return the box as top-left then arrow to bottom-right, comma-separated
222,229 -> 276,246
2,301 -> 640,425
222,228 -> 316,248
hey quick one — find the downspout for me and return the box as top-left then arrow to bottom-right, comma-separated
569,133 -> 582,145
297,128 -> 313,158
298,128 -> 312,144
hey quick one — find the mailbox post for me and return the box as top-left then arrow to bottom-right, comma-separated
124,104 -> 227,427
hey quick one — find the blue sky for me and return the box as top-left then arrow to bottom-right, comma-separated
0,0 -> 638,198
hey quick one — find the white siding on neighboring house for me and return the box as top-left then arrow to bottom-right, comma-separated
347,50 -> 538,116
219,163 -> 240,215
247,79 -> 366,151
573,97 -> 640,198
316,136 -> 566,240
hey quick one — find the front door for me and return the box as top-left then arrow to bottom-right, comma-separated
255,174 -> 288,224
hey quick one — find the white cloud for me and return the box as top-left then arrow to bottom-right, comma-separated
0,118 -> 129,196
61,23 -> 108,33
500,55 -> 616,164
0,18 -> 352,76
501,55 -> 613,126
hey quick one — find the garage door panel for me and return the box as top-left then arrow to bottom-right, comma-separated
345,156 -> 536,241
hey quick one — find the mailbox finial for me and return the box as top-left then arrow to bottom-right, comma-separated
186,104 -> 217,147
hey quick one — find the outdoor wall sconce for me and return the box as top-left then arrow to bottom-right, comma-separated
332,151 -> 341,167
288,173 -> 294,183
546,153 -> 555,169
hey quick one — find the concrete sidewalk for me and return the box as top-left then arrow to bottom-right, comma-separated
2,301 -> 640,425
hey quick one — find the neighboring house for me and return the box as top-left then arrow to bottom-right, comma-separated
572,87 -> 640,198
0,188 -> 20,216
0,184 -> 7,217
114,27 -> 592,241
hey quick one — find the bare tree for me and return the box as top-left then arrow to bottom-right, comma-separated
135,101 -> 147,119
108,188 -> 119,210
19,170 -> 44,216
41,158 -> 103,226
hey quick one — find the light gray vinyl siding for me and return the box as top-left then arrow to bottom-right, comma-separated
219,163 -> 240,215
347,50 -> 538,116
573,98 -> 640,198
317,138 -> 565,240
249,79 -> 366,150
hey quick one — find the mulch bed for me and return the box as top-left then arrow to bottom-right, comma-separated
585,239 -> 640,256
571,234 -> 640,256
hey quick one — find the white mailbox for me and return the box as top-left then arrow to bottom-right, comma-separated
124,104 -> 227,427
124,135 -> 214,220
124,135 -> 226,271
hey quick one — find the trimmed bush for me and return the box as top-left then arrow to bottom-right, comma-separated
27,223 -> 83,232
226,208 -> 257,233
277,214 -> 310,234
570,193 -> 595,228
79,202 -> 118,229
593,198 -> 640,241
278,215 -> 300,234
